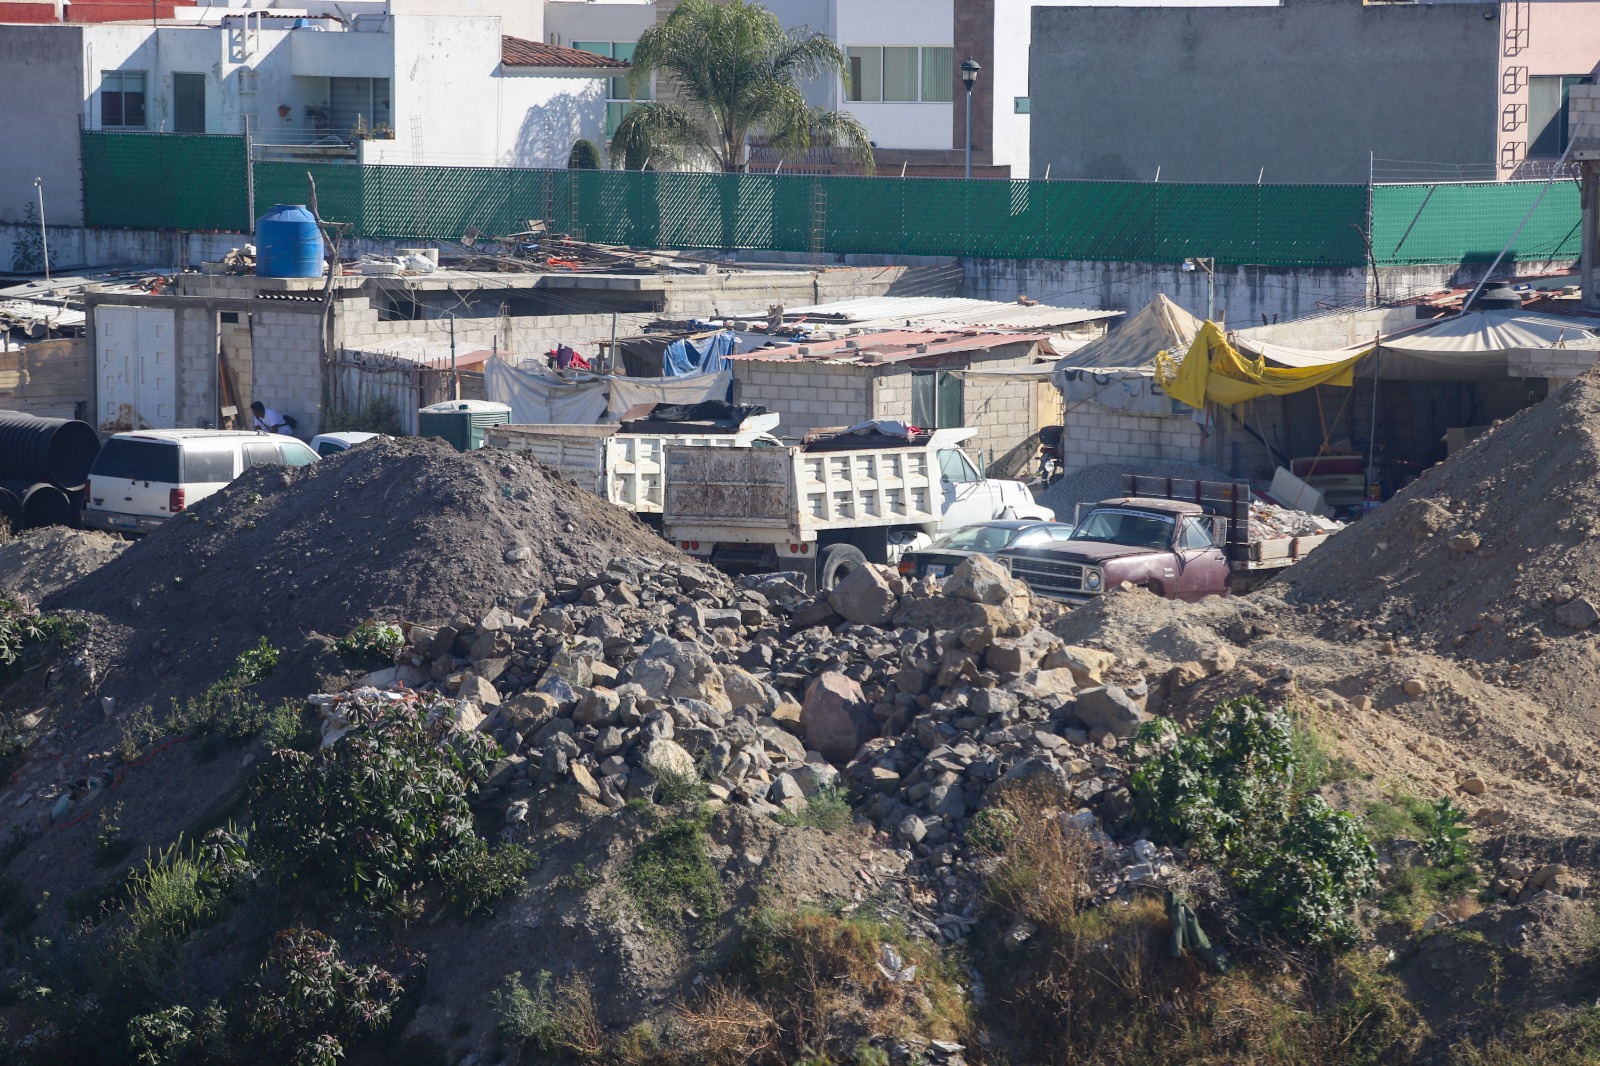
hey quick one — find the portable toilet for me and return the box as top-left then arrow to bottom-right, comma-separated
418,400 -> 512,451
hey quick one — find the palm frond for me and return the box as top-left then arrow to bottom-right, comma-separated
608,101 -> 709,170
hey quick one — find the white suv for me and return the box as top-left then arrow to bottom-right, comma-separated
83,429 -> 318,534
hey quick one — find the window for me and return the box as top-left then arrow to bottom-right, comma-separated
912,370 -> 963,429
328,77 -> 391,135
280,441 -> 318,467
91,438 -> 178,482
883,46 -> 917,101
921,48 -> 953,103
1529,74 -> 1584,157
846,46 -> 953,103
1014,96 -> 1031,115
182,449 -> 236,484
847,47 -> 882,102
101,71 -> 147,129
936,448 -> 979,484
1178,517 -> 1215,551
243,442 -> 280,469
575,41 -> 649,137
173,72 -> 205,134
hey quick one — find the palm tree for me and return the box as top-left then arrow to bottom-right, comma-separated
610,0 -> 875,174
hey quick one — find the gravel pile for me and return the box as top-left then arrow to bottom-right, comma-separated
1037,460 -> 1230,521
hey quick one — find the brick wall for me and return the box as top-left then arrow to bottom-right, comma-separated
175,307 -> 214,429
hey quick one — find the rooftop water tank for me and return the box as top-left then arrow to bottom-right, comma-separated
418,400 -> 512,451
256,204 -> 324,278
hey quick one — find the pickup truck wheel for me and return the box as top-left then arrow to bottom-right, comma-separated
818,543 -> 867,591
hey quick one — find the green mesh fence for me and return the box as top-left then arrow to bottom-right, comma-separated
82,131 -> 248,231
1371,181 -> 1583,267
80,132 -> 1581,269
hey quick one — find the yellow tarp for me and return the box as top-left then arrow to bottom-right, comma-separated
1157,321 -> 1371,408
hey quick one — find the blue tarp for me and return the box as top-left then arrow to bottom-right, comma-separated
664,330 -> 737,377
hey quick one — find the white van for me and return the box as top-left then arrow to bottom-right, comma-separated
310,431 -> 381,457
83,429 -> 319,534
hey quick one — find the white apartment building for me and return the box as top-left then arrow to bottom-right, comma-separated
0,0 -> 624,225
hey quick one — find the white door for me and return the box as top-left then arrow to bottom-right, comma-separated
936,447 -> 1002,530
96,306 -> 176,430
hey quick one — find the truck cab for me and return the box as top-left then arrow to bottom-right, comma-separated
1000,497 -> 1231,604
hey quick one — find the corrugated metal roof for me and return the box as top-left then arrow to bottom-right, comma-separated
782,296 -> 1119,331
732,329 -> 1042,365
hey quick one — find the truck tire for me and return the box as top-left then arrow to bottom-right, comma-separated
818,543 -> 867,591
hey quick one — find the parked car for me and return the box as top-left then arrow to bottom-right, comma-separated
310,431 -> 382,457
83,429 -> 318,534
898,519 -> 1077,580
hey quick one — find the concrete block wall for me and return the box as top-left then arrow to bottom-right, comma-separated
334,299 -> 655,366
732,360 -> 873,441
958,370 -> 1039,476
249,308 -> 326,435
175,307 -> 215,430
1510,347 -> 1600,380
1061,406 -> 1204,473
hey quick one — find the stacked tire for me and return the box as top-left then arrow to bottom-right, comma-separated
0,411 -> 100,532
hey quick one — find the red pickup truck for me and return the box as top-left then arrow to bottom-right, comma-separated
999,476 -> 1332,604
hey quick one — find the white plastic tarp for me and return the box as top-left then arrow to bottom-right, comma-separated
484,359 -> 609,425
1053,294 -> 1202,371
484,357 -> 733,425
605,370 -> 731,418
1232,311 -> 1600,382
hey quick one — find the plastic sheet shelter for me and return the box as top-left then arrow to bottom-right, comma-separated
1162,321 -> 1370,408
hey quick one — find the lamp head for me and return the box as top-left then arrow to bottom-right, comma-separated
961,58 -> 980,90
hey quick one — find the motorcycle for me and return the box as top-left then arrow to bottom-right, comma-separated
1036,424 -> 1065,486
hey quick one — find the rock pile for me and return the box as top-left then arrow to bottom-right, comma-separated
328,552 -> 1153,880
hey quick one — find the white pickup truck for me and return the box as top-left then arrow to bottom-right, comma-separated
662,426 -> 1053,589
484,410 -> 781,519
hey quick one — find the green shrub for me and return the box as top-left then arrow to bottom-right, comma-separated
776,786 -> 853,832
127,1005 -> 196,1066
226,638 -> 279,686
94,802 -> 133,868
567,139 -> 602,169
321,397 -> 402,436
654,767 -> 708,806
492,970 -> 603,1056
0,596 -> 42,668
260,701 -> 316,752
244,928 -> 402,1065
1131,696 -> 1378,947
249,695 -> 515,912
440,840 -> 534,918
967,806 -> 1019,852
122,829 -> 255,960
333,621 -> 404,666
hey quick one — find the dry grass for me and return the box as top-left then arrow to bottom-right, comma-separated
670,982 -> 781,1065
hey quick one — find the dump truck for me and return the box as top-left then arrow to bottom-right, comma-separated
999,474 -> 1333,604
483,406 -> 781,519
662,425 -> 1053,590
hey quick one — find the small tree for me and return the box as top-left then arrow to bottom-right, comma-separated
567,139 -> 601,170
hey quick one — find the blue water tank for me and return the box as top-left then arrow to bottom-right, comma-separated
256,204 -> 324,278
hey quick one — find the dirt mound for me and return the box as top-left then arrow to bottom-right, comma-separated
1274,368 -> 1600,728
0,527 -> 127,601
47,436 -> 689,703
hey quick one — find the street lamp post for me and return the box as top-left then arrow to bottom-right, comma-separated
961,58 -> 980,179
32,177 -> 49,283
1184,256 -> 1216,321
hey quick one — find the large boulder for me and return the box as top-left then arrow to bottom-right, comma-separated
943,554 -> 1028,607
827,563 -> 898,626
641,737 -> 698,779
1072,685 -> 1147,739
802,671 -> 874,766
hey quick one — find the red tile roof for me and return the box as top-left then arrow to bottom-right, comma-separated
501,35 -> 629,69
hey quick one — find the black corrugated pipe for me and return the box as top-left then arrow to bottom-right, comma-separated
0,485 -> 22,534
0,480 -> 76,530
0,411 -> 101,490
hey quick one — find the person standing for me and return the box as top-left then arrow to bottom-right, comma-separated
250,401 -> 293,434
